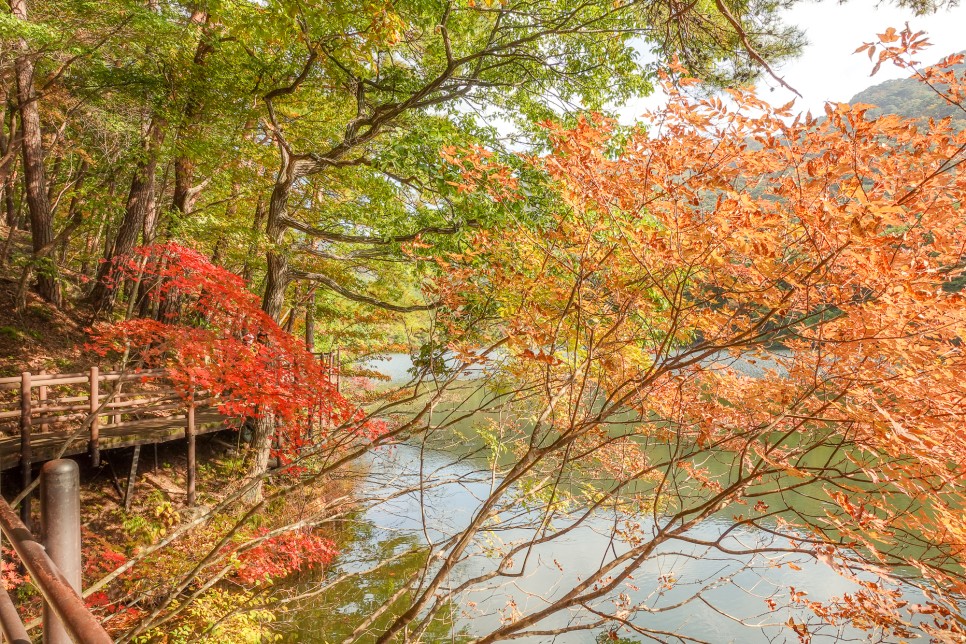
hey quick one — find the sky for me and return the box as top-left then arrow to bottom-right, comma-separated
616,0 -> 966,121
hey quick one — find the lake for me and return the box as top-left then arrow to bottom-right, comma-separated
284,353 -> 934,643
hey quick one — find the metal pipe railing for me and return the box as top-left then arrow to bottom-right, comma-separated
0,585 -> 29,644
0,460 -> 112,644
41,460 -> 84,644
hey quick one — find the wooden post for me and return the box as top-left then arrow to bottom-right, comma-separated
185,394 -> 196,507
112,378 -> 121,427
38,369 -> 48,433
124,445 -> 140,512
336,347 -> 341,393
103,457 -> 123,499
89,366 -> 100,468
19,371 -> 31,528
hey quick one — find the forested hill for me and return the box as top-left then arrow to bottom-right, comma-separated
849,54 -> 966,123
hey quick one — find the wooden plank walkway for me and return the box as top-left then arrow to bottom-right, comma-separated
0,408 -> 228,471
0,368 -> 243,512
1,357 -> 336,517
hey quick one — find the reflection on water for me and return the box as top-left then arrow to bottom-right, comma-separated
356,354 -> 417,383
284,354 -> 930,643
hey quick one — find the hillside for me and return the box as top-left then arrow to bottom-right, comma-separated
0,226 -> 96,375
849,54 -> 966,123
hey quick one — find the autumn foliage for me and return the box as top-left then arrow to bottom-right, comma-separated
233,529 -> 337,585
88,242 -> 351,461
435,31 -> 966,641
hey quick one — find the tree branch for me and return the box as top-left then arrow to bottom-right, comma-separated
281,215 -> 476,245
290,269 -> 438,312
713,0 -> 801,97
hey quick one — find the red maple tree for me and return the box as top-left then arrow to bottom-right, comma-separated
88,242 -> 366,464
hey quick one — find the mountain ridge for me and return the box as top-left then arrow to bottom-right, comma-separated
849,54 -> 966,123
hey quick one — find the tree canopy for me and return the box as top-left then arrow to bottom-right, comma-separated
2,1 -> 966,642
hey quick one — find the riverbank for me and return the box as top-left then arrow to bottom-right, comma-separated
2,427 -> 362,642
0,243 -> 371,642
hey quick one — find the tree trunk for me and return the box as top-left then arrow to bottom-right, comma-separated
171,9 -> 211,216
45,154 -> 61,204
135,154 -> 174,319
88,116 -> 165,310
58,160 -> 87,264
247,156 -> 299,502
243,414 -> 275,504
141,173 -> 160,245
241,197 -> 265,284
261,175 -> 292,321
3,170 -> 16,229
0,91 -> 20,221
14,160 -> 88,310
81,175 -> 115,276
157,282 -> 179,322
136,168 -> 163,317
172,155 -> 198,216
305,289 -> 316,351
12,0 -> 59,305
210,236 -> 223,264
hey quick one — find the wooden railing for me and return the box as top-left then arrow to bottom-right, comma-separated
0,368 -> 211,524
1,351 -> 339,525
1,367 -> 169,456
0,460 -> 112,644
313,349 -> 341,393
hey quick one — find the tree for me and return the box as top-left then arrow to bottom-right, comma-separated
84,2 -> 226,310
9,0 -> 59,304
84,29 -> 966,643
88,242 -> 363,463
234,0 -> 808,493
250,0 -> 805,317
375,34 -> 965,641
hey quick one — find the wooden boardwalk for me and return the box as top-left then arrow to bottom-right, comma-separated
0,356 -> 338,516
0,408 -> 226,471
0,367 -> 235,513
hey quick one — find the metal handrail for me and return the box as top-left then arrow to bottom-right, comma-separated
0,584 -> 29,643
0,470 -> 112,644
